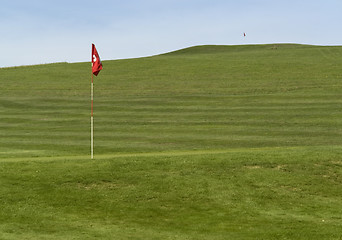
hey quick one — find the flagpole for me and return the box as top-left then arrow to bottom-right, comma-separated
90,43 -> 102,159
91,72 -> 94,159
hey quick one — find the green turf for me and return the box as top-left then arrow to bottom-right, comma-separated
1,44 -> 342,239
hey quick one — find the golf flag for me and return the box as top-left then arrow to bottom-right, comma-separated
92,44 -> 103,76
90,43 -> 102,159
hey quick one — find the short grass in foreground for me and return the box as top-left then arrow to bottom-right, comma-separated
1,147 -> 342,239
1,44 -> 342,239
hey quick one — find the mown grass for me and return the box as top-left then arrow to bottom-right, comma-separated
1,44 -> 342,239
1,147 -> 342,239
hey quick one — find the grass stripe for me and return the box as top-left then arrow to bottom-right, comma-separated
1,145 -> 341,162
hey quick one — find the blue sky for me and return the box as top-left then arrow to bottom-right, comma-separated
1,0 -> 342,67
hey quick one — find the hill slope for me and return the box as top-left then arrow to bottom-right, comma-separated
1,44 -> 342,239
1,44 -> 342,158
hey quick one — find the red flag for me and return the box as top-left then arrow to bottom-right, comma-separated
92,44 -> 103,76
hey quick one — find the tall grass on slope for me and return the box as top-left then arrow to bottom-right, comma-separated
1,44 -> 342,158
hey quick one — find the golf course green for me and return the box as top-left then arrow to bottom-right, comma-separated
1,44 -> 342,239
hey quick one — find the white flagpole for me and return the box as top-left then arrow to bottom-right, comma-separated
91,72 -> 94,159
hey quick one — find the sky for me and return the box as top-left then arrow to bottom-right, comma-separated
1,0 -> 342,67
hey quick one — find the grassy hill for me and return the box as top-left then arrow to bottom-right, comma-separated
1,44 -> 342,239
